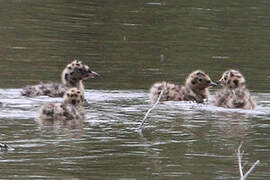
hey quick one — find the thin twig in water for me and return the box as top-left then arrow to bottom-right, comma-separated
138,89 -> 164,130
242,160 -> 260,179
237,143 -> 260,180
238,143 -> 244,177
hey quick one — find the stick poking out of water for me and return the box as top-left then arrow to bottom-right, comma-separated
138,89 -> 164,131
237,143 -> 260,180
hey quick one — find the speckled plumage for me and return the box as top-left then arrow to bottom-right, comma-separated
149,70 -> 216,104
21,60 -> 99,97
213,69 -> 256,109
39,88 -> 85,121
21,82 -> 67,97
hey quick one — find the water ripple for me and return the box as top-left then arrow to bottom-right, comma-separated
0,88 -> 270,179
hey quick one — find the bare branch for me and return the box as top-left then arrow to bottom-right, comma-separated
242,160 -> 260,179
237,143 -> 260,180
237,143 -> 244,177
138,89 -> 164,131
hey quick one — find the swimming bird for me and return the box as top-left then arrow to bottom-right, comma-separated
39,88 -> 85,121
213,69 -> 256,109
21,60 -> 99,97
150,70 -> 217,104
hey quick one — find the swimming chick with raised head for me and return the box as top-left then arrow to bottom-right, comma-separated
150,70 -> 216,104
21,60 -> 99,97
213,69 -> 256,109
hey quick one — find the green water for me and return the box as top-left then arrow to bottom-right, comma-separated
0,0 -> 269,90
0,0 -> 270,179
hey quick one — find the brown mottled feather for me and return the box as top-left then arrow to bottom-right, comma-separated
149,70 -> 216,104
21,60 -> 99,97
39,88 -> 85,120
213,69 -> 256,109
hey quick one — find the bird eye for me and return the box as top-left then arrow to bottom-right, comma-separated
78,68 -> 83,72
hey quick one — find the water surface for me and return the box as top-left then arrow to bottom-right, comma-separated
1,89 -> 270,179
0,0 -> 270,179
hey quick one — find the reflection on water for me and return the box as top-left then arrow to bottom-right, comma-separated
0,0 -> 270,179
1,89 -> 270,179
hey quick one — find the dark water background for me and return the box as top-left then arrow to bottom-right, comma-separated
0,0 -> 270,179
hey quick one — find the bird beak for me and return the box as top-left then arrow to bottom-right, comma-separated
209,81 -> 217,87
89,71 -> 100,78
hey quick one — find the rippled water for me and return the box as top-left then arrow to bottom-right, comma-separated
1,89 -> 270,179
1,0 -> 270,179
